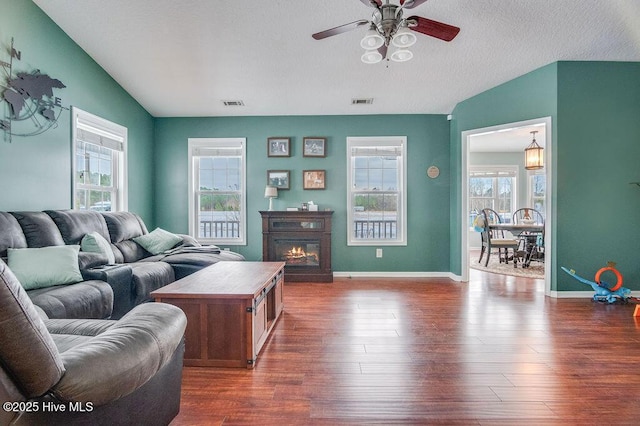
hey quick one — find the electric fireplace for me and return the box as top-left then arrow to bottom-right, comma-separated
261,211 -> 333,282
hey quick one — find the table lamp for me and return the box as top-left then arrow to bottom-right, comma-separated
264,185 -> 278,211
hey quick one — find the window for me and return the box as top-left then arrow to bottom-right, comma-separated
72,107 -> 127,212
469,167 -> 517,225
188,138 -> 246,245
347,136 -> 407,246
528,171 -> 546,218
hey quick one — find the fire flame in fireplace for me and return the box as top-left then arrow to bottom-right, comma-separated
287,247 -> 306,259
282,246 -> 319,265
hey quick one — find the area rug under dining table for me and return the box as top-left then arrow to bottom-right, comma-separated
470,252 -> 544,279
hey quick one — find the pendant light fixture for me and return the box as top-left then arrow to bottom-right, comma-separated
524,130 -> 544,170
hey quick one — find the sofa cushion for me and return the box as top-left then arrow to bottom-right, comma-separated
11,211 -> 65,247
46,210 -> 111,245
0,212 -> 27,260
82,232 -> 116,264
7,245 -> 83,290
102,212 -> 148,242
133,228 -> 182,255
129,262 -> 175,305
0,260 -> 65,398
51,303 -> 186,406
102,212 -> 150,263
161,250 -> 246,280
28,280 -> 114,320
114,240 -> 150,263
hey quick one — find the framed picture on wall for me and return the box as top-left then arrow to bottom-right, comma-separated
303,170 -> 325,190
267,137 -> 291,157
303,137 -> 326,157
267,170 -> 290,189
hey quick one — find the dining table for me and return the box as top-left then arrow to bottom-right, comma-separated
488,223 -> 544,267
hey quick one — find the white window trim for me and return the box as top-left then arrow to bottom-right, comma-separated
71,106 -> 127,211
188,138 -> 247,245
346,136 -> 407,246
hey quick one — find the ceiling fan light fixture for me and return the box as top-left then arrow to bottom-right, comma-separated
361,49 -> 383,64
360,28 -> 385,49
390,48 -> 413,62
392,27 -> 417,48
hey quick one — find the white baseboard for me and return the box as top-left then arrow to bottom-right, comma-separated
549,290 -> 640,298
334,271 -> 460,281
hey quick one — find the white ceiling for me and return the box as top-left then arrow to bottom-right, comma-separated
33,0 -> 640,118
470,123 -> 545,153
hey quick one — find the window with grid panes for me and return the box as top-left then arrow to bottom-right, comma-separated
188,138 -> 246,245
469,167 -> 517,226
72,107 -> 127,212
347,136 -> 407,246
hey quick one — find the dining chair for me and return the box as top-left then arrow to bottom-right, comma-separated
478,208 -> 519,267
512,208 -> 545,266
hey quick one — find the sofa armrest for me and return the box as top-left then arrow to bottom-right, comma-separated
82,264 -> 134,319
45,318 -> 116,337
78,251 -> 109,270
51,303 -> 186,406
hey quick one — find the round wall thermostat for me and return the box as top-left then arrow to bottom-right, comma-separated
427,166 -> 440,179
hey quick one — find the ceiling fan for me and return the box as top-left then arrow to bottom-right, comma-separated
312,0 -> 460,63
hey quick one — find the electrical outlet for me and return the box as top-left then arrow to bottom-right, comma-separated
376,248 -> 383,258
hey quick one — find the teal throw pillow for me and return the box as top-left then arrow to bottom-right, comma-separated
7,245 -> 83,290
81,232 -> 116,264
133,227 -> 183,255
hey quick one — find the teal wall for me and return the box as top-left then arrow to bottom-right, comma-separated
154,115 -> 452,272
0,0 -> 155,223
451,61 -> 640,291
555,62 -> 640,291
449,63 -> 559,280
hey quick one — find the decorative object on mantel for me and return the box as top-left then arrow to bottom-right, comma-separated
303,137 -> 326,157
303,170 -> 326,190
312,0 -> 460,65
267,137 -> 291,157
264,185 -> 278,211
524,130 -> 544,170
0,38 -> 67,142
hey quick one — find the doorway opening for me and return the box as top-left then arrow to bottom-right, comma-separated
461,117 -> 552,295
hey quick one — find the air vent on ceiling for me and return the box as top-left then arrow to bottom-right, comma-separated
351,98 -> 374,105
222,100 -> 245,107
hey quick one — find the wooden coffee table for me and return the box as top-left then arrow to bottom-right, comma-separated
151,261 -> 285,368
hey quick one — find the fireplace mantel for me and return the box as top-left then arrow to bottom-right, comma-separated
260,210 -> 333,282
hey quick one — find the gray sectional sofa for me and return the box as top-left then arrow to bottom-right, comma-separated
0,256 -> 187,426
0,209 -> 244,319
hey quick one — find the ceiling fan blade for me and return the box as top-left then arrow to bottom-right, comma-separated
312,20 -> 370,40
400,0 -> 429,9
360,0 -> 382,7
408,15 -> 460,41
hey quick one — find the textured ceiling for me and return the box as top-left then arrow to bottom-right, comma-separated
33,0 -> 640,117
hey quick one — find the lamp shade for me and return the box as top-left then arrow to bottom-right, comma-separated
361,49 -> 383,64
390,48 -> 413,62
360,28 -> 384,50
264,185 -> 278,198
392,27 -> 417,48
524,131 -> 544,170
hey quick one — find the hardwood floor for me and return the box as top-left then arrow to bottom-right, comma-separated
171,270 -> 640,425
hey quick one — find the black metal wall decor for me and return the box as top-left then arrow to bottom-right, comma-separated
0,38 -> 67,142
